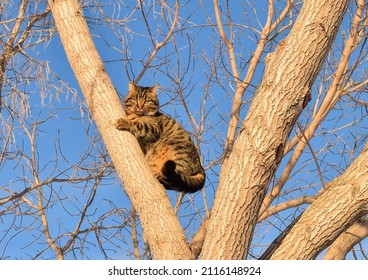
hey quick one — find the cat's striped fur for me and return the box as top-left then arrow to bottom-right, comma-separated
115,82 -> 205,193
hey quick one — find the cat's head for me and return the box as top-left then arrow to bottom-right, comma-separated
125,82 -> 159,116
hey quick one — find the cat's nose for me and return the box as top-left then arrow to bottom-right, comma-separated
137,100 -> 145,109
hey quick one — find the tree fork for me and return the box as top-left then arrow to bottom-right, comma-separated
49,0 -> 194,259
201,0 -> 350,259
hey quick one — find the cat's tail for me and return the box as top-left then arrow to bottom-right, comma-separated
161,160 -> 205,193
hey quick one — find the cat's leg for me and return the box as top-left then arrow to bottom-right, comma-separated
115,118 -> 130,131
115,117 -> 160,141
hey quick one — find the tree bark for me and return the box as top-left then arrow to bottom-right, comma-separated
270,143 -> 368,259
323,219 -> 368,260
49,0 -> 193,259
200,0 -> 350,259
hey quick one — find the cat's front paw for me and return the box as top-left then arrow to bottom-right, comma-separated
115,118 -> 130,131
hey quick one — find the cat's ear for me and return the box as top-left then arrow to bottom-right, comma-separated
151,84 -> 159,95
128,82 -> 136,91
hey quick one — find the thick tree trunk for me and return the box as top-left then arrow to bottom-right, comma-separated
270,143 -> 368,259
49,0 -> 193,259
200,0 -> 350,259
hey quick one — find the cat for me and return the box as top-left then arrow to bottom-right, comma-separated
115,82 -> 205,193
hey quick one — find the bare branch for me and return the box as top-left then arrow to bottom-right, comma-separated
220,0 -> 293,162
131,205 -> 140,260
324,218 -> 368,260
134,0 -> 179,84
259,0 -> 366,217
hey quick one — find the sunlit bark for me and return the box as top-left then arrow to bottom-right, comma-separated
201,0 -> 350,259
49,0 -> 193,259
270,143 -> 368,259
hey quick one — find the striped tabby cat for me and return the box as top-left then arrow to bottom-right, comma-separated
115,82 -> 205,193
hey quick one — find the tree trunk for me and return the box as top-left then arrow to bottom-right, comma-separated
48,0 -> 193,259
200,0 -> 350,259
270,143 -> 368,259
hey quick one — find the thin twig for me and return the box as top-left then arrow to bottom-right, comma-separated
134,0 -> 179,84
131,205 -> 141,259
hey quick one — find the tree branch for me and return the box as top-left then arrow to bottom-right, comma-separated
49,0 -> 193,260
270,142 -> 368,259
134,0 -> 179,84
201,0 -> 350,260
219,0 -> 293,162
259,0 -> 365,217
323,218 -> 368,259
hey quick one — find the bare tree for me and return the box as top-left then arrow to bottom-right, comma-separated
1,0 -> 368,260
1,0 -> 127,260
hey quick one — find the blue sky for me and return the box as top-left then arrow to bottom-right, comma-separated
1,0 -> 367,259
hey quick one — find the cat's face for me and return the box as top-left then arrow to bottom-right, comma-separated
125,82 -> 159,116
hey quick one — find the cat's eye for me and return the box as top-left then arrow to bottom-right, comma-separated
125,97 -> 136,104
146,97 -> 157,104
